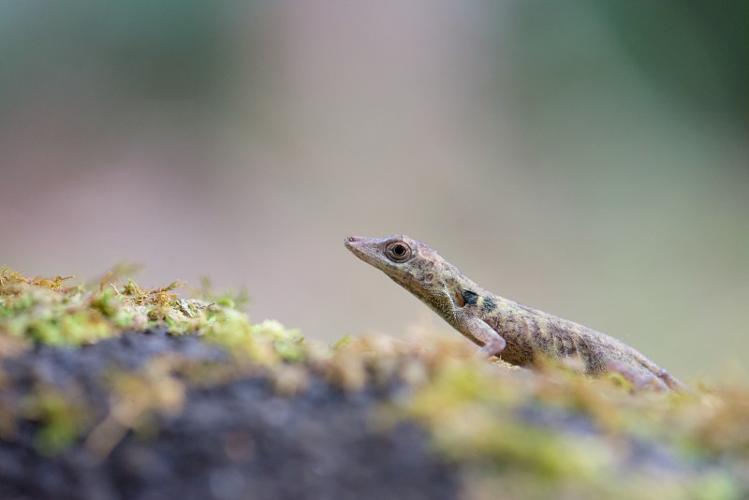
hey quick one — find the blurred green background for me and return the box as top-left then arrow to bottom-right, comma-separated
1,1 -> 747,379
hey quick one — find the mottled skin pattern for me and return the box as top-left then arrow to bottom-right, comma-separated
345,235 -> 686,392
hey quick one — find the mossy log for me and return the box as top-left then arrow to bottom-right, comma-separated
0,268 -> 747,500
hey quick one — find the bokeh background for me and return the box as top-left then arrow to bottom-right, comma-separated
2,1 -> 747,379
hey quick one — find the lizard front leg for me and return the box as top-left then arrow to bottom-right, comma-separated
455,310 -> 506,358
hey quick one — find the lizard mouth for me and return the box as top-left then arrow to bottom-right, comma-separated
344,236 -> 379,266
344,236 -> 362,253
344,235 -> 362,246
344,236 -> 366,256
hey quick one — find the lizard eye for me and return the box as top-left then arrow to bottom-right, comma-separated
385,241 -> 413,262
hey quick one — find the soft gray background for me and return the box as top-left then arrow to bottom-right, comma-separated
2,1 -> 747,379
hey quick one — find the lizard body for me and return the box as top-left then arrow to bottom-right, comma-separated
345,234 -> 685,391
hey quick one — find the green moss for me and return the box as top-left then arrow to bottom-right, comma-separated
21,386 -> 90,455
0,267 -> 321,457
83,357 -> 188,457
0,268 -> 300,364
390,349 -> 749,499
331,334 -> 353,350
255,319 -> 306,362
3,266 -> 749,497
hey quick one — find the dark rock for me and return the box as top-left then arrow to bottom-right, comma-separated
0,333 -> 459,500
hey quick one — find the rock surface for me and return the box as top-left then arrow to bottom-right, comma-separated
0,331 -> 458,500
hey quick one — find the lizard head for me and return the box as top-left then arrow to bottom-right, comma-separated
345,235 -> 487,323
344,234 -> 454,295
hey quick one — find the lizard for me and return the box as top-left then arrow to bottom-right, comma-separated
344,234 -> 686,391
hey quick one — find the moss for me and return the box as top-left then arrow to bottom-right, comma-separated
392,351 -> 749,499
21,385 -> 91,455
0,268 -> 303,366
85,357 -> 187,457
322,332 -> 749,498
2,267 -> 749,497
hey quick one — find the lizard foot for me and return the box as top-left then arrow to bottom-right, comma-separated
655,368 -> 690,393
479,337 -> 506,358
606,361 -> 669,392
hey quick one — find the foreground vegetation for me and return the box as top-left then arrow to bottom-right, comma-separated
1,267 -> 748,499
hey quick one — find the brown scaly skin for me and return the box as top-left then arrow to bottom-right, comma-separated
345,235 -> 686,392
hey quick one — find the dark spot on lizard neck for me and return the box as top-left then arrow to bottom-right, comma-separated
482,296 -> 496,313
461,290 -> 479,306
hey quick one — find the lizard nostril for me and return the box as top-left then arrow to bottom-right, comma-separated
345,236 -> 361,244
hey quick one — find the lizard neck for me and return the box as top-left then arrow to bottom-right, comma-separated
391,262 -> 483,327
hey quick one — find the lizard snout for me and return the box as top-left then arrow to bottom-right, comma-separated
344,236 -> 375,262
344,236 -> 363,248
344,235 -> 394,269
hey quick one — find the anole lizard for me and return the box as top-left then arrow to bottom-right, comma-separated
345,235 -> 686,391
